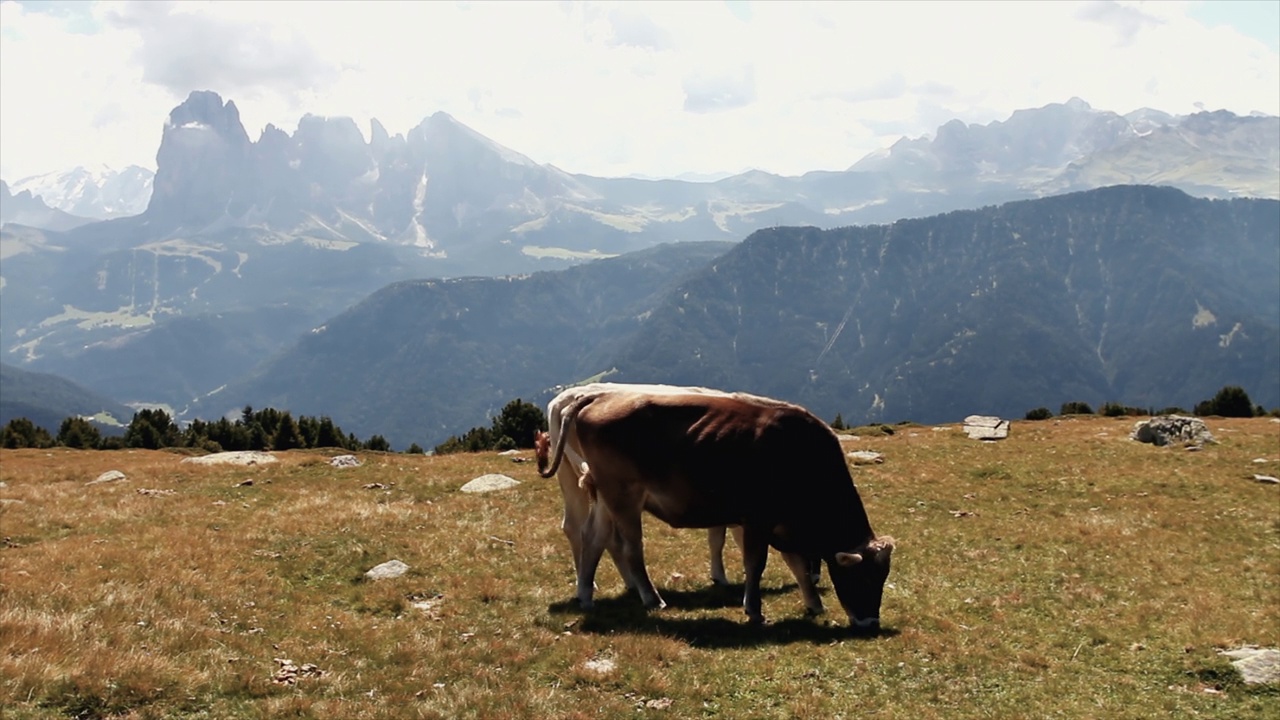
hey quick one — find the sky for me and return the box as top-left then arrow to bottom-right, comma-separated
0,0 -> 1277,183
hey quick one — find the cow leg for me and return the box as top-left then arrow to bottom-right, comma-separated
740,525 -> 770,625
557,465 -> 590,572
606,525 -> 639,591
559,466 -> 636,590
614,508 -> 665,610
708,526 -> 729,585
575,501 -> 612,610
782,551 -> 825,616
560,502 -> 584,572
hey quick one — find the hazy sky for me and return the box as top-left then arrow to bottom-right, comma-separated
1,0 -> 1276,182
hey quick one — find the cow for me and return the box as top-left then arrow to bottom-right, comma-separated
537,383 -> 894,628
537,383 -> 756,588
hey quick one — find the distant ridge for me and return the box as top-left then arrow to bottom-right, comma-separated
0,363 -> 133,433
191,187 -> 1278,448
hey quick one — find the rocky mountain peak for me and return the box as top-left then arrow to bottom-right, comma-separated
369,118 -> 390,147
413,111 -> 539,169
148,91 -> 254,228
292,114 -> 375,192
1180,108 -> 1244,134
163,91 -> 251,146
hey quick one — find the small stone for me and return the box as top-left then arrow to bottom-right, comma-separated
272,658 -> 323,685
460,474 -> 521,493
581,655 -> 616,675
365,559 -> 409,580
963,416 -> 1009,441
183,451 -> 277,466
1219,647 -> 1280,684
1252,474 -> 1279,484
847,450 -> 884,465
330,455 -> 361,468
1131,416 -> 1214,447
87,470 -> 126,485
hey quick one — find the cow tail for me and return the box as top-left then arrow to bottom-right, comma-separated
537,394 -> 596,479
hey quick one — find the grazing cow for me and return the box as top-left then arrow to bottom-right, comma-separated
538,383 -> 894,628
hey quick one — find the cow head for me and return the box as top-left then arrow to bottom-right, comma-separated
827,536 -> 895,630
534,430 -> 551,474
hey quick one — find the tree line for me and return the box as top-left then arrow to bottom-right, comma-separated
0,406 -> 399,453
0,400 -> 550,456
1023,385 -> 1277,421
2,387 -> 1272,453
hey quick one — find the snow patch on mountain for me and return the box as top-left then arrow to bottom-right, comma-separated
10,164 -> 153,219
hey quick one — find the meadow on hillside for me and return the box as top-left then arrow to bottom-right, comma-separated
1,416 -> 1277,719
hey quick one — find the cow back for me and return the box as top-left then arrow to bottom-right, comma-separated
572,390 -> 874,551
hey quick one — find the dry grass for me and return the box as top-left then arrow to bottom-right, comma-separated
1,417 -> 1277,719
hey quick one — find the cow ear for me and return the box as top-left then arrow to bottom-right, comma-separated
835,551 -> 863,567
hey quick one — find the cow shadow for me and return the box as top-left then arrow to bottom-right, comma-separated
546,582 -> 897,648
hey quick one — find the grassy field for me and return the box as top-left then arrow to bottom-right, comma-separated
1,415 -> 1277,719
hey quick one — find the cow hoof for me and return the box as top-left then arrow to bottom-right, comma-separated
746,614 -> 766,626
710,575 -> 730,587
804,607 -> 826,617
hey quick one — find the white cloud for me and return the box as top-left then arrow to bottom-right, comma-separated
1,0 -> 1276,182
682,65 -> 757,113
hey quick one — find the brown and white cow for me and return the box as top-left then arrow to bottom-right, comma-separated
537,383 -> 894,628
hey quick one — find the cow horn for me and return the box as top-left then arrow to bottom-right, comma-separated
834,551 -> 863,567
870,536 -> 895,561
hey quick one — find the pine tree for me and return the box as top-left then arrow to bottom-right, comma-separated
2,418 -> 54,449
57,417 -> 101,449
1197,385 -> 1254,418
490,399 -> 547,449
272,413 -> 305,451
124,409 -> 178,449
316,417 -> 344,449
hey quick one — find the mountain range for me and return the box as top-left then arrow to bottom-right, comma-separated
197,186 -> 1279,449
7,165 -> 154,220
0,180 -> 93,232
1,92 -> 1276,437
